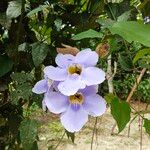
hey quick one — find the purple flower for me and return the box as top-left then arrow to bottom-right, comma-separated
44,49 -> 106,96
44,85 -> 106,132
32,76 -> 58,110
32,75 -> 59,94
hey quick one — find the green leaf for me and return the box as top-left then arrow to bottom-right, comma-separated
19,119 -> 39,150
104,93 -> 116,104
96,18 -> 115,28
18,43 -> 30,52
72,29 -> 103,40
31,42 -> 49,67
11,72 -> 34,83
133,48 -> 150,64
6,1 -> 22,19
11,83 -> 33,105
144,119 -> 150,135
139,56 -> 150,69
110,95 -> 131,133
0,55 -> 13,77
54,19 -> 62,31
109,21 -> 150,47
27,5 -> 49,17
10,72 -> 34,104
117,10 -> 131,22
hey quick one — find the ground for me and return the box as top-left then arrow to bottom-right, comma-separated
36,102 -> 150,150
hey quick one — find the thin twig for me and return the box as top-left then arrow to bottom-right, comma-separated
126,68 -> 146,102
140,117 -> 143,150
139,103 -> 149,150
91,117 -> 98,150
54,131 -> 65,150
128,115 -> 138,137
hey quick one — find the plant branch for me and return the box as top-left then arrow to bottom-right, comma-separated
126,68 -> 146,102
91,117 -> 98,150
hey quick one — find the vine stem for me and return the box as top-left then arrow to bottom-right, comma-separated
91,117 -> 98,150
54,131 -> 65,150
128,114 -> 138,137
126,68 -> 146,102
140,117 -> 143,150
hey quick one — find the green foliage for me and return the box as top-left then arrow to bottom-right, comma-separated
136,78 -> 150,103
19,119 -> 40,150
104,93 -> 116,104
27,5 -> 49,17
31,42 -> 49,67
6,1 -> 22,19
118,53 -> 133,71
0,12 -> 12,29
133,48 -> 150,64
109,94 -> 131,133
96,18 -> 115,28
10,72 -> 34,105
144,119 -> 150,136
114,74 -> 150,102
72,29 -> 103,40
117,10 -> 131,22
0,55 -> 13,77
109,21 -> 150,47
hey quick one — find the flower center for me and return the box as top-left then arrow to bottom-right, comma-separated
69,93 -> 84,105
68,64 -> 82,75
48,79 -> 53,86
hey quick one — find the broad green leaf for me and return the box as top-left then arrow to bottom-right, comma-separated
133,48 -> 150,64
31,42 -> 49,67
10,83 -> 33,105
96,18 -> 115,28
10,72 -> 34,104
0,55 -> 13,77
104,93 -> 116,104
144,119 -> 150,135
110,95 -> 131,133
11,72 -> 34,83
20,119 -> 39,150
6,1 -> 22,19
109,21 -> 150,47
27,5 -> 49,17
72,29 -> 103,40
139,56 -> 150,69
117,10 -> 131,22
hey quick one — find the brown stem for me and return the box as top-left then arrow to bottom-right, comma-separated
126,68 -> 146,102
140,117 -> 143,150
128,115 -> 138,137
91,117 -> 98,150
